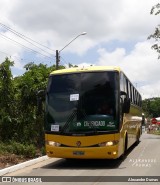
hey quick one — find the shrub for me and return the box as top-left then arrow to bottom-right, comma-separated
0,141 -> 37,158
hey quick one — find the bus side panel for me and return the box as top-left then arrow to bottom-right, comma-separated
121,105 -> 142,152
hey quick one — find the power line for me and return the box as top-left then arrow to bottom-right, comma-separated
0,33 -> 53,60
0,22 -> 56,53
0,49 -> 53,66
60,55 -> 68,65
0,50 -> 10,56
0,23 -> 53,56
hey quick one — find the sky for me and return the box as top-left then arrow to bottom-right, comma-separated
0,0 -> 160,99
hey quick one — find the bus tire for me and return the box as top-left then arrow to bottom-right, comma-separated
119,134 -> 128,160
135,130 -> 140,145
124,134 -> 128,154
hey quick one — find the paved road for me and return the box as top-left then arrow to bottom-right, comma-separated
1,133 -> 160,185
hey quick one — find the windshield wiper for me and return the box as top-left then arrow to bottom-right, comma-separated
60,109 -> 77,134
79,110 -> 98,134
60,108 -> 99,135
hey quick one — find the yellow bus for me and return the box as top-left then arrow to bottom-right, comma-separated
45,66 -> 142,159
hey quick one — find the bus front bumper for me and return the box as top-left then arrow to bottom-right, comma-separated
46,145 -> 119,159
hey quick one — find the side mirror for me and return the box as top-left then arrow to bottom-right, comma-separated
123,98 -> 130,113
120,91 -> 130,113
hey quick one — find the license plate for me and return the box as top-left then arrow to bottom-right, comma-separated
73,151 -> 85,155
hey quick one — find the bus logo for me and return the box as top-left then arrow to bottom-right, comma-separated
76,141 -> 81,147
77,122 -> 81,126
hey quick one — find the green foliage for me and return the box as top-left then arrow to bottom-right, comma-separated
148,3 -> 160,59
0,57 -> 65,156
0,58 -> 15,141
0,141 -> 36,158
150,3 -> 160,15
142,97 -> 160,118
68,63 -> 78,68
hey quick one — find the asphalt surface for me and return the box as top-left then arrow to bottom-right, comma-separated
1,133 -> 160,185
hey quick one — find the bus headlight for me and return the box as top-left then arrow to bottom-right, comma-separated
46,141 -> 61,147
98,140 -> 119,147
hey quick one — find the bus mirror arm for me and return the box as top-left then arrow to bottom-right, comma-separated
120,91 -> 127,96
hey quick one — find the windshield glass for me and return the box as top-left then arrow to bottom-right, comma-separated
45,71 -> 119,134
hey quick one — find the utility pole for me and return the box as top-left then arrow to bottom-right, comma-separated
56,50 -> 59,70
55,32 -> 87,70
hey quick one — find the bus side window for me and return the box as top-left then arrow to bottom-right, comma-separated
127,81 -> 131,101
120,72 -> 128,100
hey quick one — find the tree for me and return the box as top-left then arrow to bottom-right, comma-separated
0,58 -> 66,149
0,58 -> 15,141
148,3 -> 160,58
13,63 -> 56,145
142,97 -> 160,118
68,63 -> 78,68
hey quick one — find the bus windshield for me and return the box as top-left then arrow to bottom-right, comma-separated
45,71 -> 119,134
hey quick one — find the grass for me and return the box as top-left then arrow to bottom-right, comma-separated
147,130 -> 160,135
0,141 -> 45,158
0,141 -> 46,169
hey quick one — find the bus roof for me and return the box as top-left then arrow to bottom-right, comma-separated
50,66 -> 121,75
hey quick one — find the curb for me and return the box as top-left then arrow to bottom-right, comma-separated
0,155 -> 49,176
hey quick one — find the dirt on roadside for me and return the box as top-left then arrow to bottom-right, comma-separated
0,154 -> 31,169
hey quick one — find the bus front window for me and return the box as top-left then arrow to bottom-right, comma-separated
45,72 -> 118,134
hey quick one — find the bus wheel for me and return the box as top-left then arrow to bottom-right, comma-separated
119,134 -> 128,160
135,130 -> 140,145
124,135 -> 128,154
